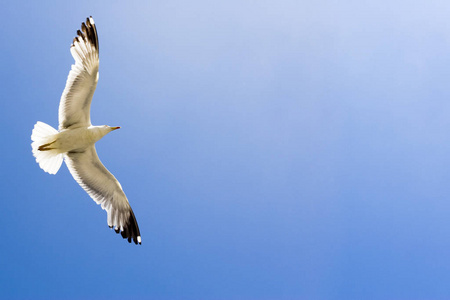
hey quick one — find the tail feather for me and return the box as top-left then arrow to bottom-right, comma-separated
31,121 -> 63,175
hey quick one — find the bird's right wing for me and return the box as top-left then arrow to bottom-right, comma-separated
58,17 -> 99,130
65,145 -> 141,244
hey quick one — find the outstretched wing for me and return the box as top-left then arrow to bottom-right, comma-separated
59,16 -> 99,130
65,146 -> 141,244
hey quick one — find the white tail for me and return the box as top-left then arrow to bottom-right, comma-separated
31,121 -> 63,175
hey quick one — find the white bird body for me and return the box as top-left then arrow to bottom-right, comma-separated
31,17 -> 141,245
49,126 -> 116,153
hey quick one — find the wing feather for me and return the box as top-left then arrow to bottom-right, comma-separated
59,17 -> 99,130
65,146 -> 141,244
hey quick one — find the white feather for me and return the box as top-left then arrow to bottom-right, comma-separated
31,122 -> 63,175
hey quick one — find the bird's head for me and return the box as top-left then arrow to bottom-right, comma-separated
100,125 -> 121,132
99,125 -> 120,135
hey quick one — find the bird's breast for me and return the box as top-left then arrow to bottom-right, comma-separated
55,127 -> 99,153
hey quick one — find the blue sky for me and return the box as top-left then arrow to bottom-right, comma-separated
2,0 -> 450,299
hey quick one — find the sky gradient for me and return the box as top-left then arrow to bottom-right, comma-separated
2,1 -> 450,299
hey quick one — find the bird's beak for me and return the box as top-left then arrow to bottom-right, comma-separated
111,126 -> 121,130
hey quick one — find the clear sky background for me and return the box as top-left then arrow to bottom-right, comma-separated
2,1 -> 450,299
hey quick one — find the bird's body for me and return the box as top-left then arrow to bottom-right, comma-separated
31,17 -> 141,245
38,126 -> 110,153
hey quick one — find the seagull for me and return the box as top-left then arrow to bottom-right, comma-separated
31,17 -> 141,245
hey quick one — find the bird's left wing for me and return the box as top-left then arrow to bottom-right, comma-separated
58,17 -> 99,130
65,145 -> 141,244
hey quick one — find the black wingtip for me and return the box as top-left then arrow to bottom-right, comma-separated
71,16 -> 99,52
117,209 -> 142,245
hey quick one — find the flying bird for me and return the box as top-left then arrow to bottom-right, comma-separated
31,17 -> 141,245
